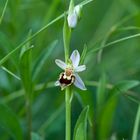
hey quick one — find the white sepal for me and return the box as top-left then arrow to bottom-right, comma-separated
74,65 -> 86,72
55,59 -> 67,70
74,73 -> 86,90
55,81 -> 60,86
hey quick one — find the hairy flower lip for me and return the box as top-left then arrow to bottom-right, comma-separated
55,50 -> 86,90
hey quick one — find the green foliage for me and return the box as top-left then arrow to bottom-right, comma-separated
0,0 -> 140,139
33,40 -> 58,80
73,106 -> 89,140
80,44 -> 88,64
132,105 -> 140,140
76,90 -> 94,126
19,33 -> 33,96
97,72 -> 106,109
98,80 -> 140,140
31,132 -> 41,140
0,103 -> 23,140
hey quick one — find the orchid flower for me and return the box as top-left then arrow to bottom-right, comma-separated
55,50 -> 86,90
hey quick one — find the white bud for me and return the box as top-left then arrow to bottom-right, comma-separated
74,5 -> 82,18
67,5 -> 82,28
67,11 -> 78,28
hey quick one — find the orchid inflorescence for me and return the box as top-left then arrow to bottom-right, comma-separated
55,50 -> 86,90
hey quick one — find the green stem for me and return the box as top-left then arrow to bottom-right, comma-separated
63,8 -> 72,140
65,87 -> 71,140
25,94 -> 32,140
132,104 -> 140,140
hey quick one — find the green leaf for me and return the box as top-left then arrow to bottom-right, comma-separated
98,80 -> 140,140
68,0 -> 74,13
19,31 -> 33,96
19,45 -> 33,95
97,72 -> 106,109
38,103 -> 64,135
31,132 -> 41,140
33,40 -> 58,80
80,44 -> 88,65
0,0 -> 9,24
19,32 -> 33,139
0,103 -> 23,140
132,105 -> 140,140
73,106 -> 89,140
1,66 -> 20,80
125,93 -> 140,104
110,80 -> 140,96
76,90 -> 94,126
98,94 -> 118,140
80,0 -> 93,7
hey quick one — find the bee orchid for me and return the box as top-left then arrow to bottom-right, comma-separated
55,50 -> 86,90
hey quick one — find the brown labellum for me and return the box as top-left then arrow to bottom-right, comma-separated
59,72 -> 75,88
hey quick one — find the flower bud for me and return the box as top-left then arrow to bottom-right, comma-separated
67,5 -> 82,28
67,10 -> 78,28
74,5 -> 82,19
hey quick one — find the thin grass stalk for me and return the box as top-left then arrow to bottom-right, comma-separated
25,94 -> 32,140
132,104 -> 140,140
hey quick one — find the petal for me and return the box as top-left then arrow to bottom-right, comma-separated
74,65 -> 86,72
74,73 -> 86,90
55,59 -> 67,70
70,50 -> 80,68
55,81 -> 60,86
74,5 -> 82,18
67,11 -> 78,28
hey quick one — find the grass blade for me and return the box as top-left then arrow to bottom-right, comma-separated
19,32 -> 34,140
33,40 -> 58,80
1,66 -> 20,80
91,33 -> 140,53
0,103 -> 23,140
132,105 -> 140,140
0,0 -> 9,24
31,132 -> 41,140
97,73 -> 106,110
98,80 -> 140,140
80,44 -> 88,65
73,106 -> 89,140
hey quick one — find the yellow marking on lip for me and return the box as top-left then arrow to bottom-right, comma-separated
65,68 -> 73,76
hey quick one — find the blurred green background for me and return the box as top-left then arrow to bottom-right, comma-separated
0,0 -> 140,140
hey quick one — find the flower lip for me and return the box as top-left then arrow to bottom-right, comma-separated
57,72 -> 75,89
